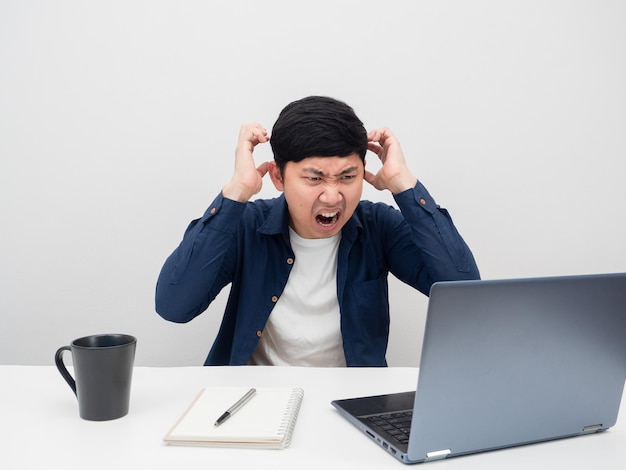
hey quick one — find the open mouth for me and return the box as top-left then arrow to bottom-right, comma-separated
316,211 -> 339,226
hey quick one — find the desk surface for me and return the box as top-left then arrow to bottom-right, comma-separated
2,365 -> 624,469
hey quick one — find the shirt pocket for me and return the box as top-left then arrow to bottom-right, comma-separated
352,276 -> 390,339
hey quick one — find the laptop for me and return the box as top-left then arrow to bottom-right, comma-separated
332,272 -> 626,464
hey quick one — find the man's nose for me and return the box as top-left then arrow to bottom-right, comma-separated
319,183 -> 343,204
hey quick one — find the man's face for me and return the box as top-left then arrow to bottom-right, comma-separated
269,154 -> 364,239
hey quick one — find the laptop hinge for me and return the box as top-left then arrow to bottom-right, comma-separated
425,449 -> 451,461
583,424 -> 603,433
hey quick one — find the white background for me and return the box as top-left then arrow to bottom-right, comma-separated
1,0 -> 624,366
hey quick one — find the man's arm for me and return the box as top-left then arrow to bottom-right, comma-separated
393,182 -> 480,287
365,127 -> 479,287
156,123 -> 272,321
155,193 -> 247,322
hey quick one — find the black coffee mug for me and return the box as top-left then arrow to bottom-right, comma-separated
55,334 -> 137,421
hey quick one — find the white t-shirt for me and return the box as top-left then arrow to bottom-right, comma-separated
249,228 -> 346,367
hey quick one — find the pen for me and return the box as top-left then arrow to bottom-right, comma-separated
214,388 -> 257,427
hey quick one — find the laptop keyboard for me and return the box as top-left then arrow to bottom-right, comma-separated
366,411 -> 413,445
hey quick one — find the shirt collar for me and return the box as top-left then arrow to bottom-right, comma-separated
257,194 -> 290,237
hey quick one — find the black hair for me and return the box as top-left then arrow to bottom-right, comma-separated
270,96 -> 368,173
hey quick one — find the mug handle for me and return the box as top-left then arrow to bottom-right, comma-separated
54,346 -> 77,396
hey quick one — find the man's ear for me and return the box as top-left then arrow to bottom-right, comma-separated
268,161 -> 285,191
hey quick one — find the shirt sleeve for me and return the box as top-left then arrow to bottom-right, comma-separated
155,192 -> 246,322
392,181 -> 480,288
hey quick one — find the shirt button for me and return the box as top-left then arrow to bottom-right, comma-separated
210,207 -> 217,214
287,258 -> 294,265
271,295 -> 278,303
419,198 -> 427,205
256,330 -> 262,338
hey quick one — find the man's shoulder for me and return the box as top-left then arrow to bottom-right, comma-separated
241,195 -> 288,234
351,199 -> 404,232
245,195 -> 283,213
355,198 -> 399,216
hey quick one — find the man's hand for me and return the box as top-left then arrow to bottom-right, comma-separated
222,123 -> 271,202
365,128 -> 418,194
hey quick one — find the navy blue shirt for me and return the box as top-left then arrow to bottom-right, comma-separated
155,182 -> 480,366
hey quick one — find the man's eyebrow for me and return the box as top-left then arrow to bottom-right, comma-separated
302,167 -> 325,176
337,166 -> 359,175
301,166 -> 359,176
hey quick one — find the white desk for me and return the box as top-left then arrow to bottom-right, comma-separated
2,366 -> 624,469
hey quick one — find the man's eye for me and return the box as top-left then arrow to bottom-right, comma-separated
307,177 -> 321,182
341,175 -> 355,181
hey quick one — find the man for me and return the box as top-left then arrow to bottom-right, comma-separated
156,96 -> 480,367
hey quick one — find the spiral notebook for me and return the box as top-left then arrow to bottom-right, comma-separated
164,387 -> 304,449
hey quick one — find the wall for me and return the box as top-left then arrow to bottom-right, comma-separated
1,0 -> 624,366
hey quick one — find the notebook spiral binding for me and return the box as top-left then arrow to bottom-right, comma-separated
279,388 -> 304,448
